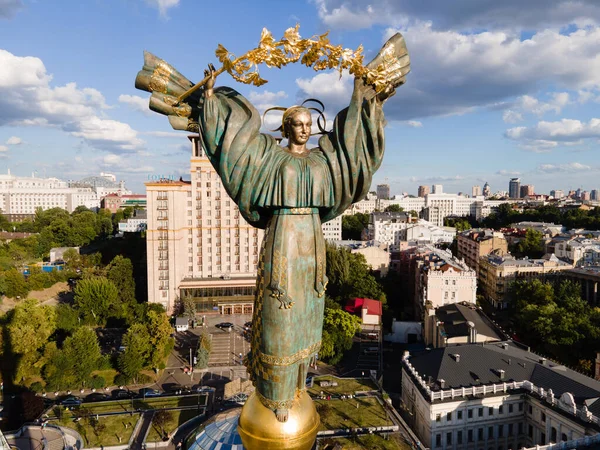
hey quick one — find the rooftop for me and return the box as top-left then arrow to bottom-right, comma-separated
434,302 -> 504,341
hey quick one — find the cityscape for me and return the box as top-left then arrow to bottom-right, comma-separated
1,1 -> 600,450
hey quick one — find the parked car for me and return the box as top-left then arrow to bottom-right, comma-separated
60,396 -> 82,407
138,388 -> 161,398
112,389 -> 136,399
85,393 -> 110,402
215,322 -> 234,330
244,321 -> 252,330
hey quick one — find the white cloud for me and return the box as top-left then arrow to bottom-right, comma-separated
502,110 -> 523,123
536,162 -> 593,173
496,169 -> 522,176
145,0 -> 180,17
143,131 -> 185,138
409,175 -> 464,183
0,49 -> 144,152
5,136 -> 21,145
119,94 -> 152,116
506,118 -> 600,151
99,153 -> 154,174
315,0 -> 600,31
0,145 -> 8,152
0,0 -> 23,20
405,120 -> 423,128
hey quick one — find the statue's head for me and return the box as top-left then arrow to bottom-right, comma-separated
282,106 -> 312,145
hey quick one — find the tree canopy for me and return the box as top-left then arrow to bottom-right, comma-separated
341,213 -> 369,240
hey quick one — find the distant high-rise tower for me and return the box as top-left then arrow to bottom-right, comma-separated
591,189 -> 599,201
509,178 -> 521,199
376,183 -> 390,200
520,184 -> 534,198
550,189 -> 564,199
432,184 -> 443,194
418,185 -> 430,197
482,182 -> 491,198
581,191 -> 591,201
471,185 -> 482,197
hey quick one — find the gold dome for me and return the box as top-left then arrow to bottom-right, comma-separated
237,391 -> 320,450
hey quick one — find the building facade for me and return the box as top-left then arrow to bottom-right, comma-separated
509,178 -> 521,199
402,343 -> 600,450
520,184 -> 535,198
367,212 -> 411,249
471,186 -> 482,197
456,229 -> 508,275
418,185 -> 430,197
376,183 -> 390,200
479,254 -> 573,309
321,215 -> 342,241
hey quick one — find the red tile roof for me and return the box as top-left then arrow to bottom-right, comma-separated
344,298 -> 382,316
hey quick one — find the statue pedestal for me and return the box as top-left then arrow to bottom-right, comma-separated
237,391 -> 320,450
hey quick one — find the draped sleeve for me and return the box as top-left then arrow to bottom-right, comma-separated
199,87 -> 279,229
318,80 -> 386,223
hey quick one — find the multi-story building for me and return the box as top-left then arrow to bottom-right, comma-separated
554,237 -> 600,266
456,229 -> 508,275
471,185 -> 482,197
509,178 -> 521,199
118,209 -> 147,233
418,185 -> 430,198
367,211 -> 411,249
432,184 -> 443,194
376,183 -> 390,200
423,302 -> 504,348
0,171 -> 101,220
520,184 -> 535,198
479,254 -> 573,309
146,136 -> 265,314
400,219 -> 455,245
413,245 -> 477,317
591,190 -> 599,201
550,189 -> 565,199
562,267 -> 600,306
582,191 -> 591,201
321,215 -> 342,241
401,342 -> 600,450
482,182 -> 491,198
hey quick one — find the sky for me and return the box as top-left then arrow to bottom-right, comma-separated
0,0 -> 599,196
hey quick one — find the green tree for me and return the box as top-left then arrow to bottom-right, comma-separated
320,308 -> 361,364
73,277 -> 119,325
3,268 -> 29,298
118,324 -> 151,382
196,330 -> 212,369
63,327 -> 102,386
512,229 -> 544,258
7,298 -> 56,355
153,410 -> 174,439
383,204 -> 403,213
341,213 -> 369,240
182,296 -> 196,320
146,310 -> 174,370
106,255 -> 137,306
55,303 -> 81,334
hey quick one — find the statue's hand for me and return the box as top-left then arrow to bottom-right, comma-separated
376,84 -> 396,103
204,64 -> 217,97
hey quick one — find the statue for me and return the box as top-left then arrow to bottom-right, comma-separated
136,26 -> 409,450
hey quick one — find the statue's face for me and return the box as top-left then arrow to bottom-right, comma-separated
287,111 -> 312,146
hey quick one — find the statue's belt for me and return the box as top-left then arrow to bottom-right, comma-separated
272,207 -> 318,215
258,341 -> 321,366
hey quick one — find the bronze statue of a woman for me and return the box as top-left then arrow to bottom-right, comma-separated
136,31 -> 409,449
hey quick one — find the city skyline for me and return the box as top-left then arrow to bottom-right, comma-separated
0,1 -> 599,194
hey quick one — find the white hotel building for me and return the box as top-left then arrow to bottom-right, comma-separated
402,342 -> 600,450
146,136 -> 342,314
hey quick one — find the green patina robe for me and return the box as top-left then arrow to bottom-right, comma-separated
198,81 -> 385,412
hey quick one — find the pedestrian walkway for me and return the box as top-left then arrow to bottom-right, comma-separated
129,411 -> 154,450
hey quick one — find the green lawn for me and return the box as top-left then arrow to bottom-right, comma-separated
58,394 -> 208,416
316,397 -> 392,430
52,409 -> 139,447
146,409 -> 202,443
309,377 -> 378,396
319,434 -> 411,450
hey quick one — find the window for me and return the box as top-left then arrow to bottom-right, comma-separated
457,431 -> 463,445
468,430 -> 474,443
541,412 -> 546,423
519,402 -> 524,412
561,433 -> 568,442
518,423 -> 523,435
551,428 -> 557,443
435,414 -> 441,422
541,433 -> 546,444
489,407 -> 494,416
508,404 -> 513,413
498,425 -> 503,437
528,425 -> 533,438
446,432 -> 452,446
447,412 -> 452,421
488,427 -> 494,439
435,434 -> 441,448
478,428 -> 484,441
479,407 -> 484,417
528,405 -> 532,414
508,424 -> 513,436
457,410 -> 463,420
499,405 -> 503,414
468,409 -> 473,419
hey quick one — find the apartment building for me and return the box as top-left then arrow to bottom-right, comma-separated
402,342 -> 600,450
479,254 -> 573,309
367,211 -> 411,249
321,215 -> 342,241
456,229 -> 508,275
400,219 -> 455,245
554,237 -> 600,266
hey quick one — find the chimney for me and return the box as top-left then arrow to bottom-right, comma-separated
539,357 -> 547,365
439,379 -> 445,389
498,369 -> 505,380
452,353 -> 460,362
501,342 -> 508,350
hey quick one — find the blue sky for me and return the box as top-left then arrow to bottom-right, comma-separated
0,0 -> 599,196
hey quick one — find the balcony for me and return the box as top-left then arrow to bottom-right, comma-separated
156,206 -> 168,210
159,275 -> 169,280
157,195 -> 168,200
158,235 -> 168,240
158,255 -> 168,261
157,216 -> 168,220
159,266 -> 169,271
158,285 -> 169,290
157,225 -> 169,230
